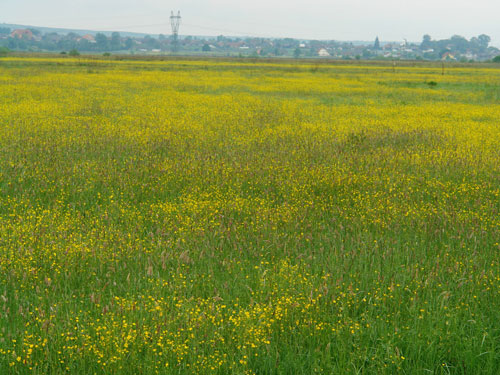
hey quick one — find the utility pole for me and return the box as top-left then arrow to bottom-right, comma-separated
170,11 -> 181,52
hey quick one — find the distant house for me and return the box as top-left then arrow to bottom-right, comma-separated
80,34 -> 96,43
228,41 -> 244,48
318,48 -> 330,57
441,52 -> 456,61
11,29 -> 33,40
464,52 -> 477,61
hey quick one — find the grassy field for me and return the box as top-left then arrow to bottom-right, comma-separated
0,56 -> 499,374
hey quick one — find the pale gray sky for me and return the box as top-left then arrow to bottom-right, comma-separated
2,0 -> 499,46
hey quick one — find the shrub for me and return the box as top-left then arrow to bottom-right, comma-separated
0,46 -> 10,57
68,49 -> 80,56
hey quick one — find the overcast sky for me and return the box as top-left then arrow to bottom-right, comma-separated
2,0 -> 499,46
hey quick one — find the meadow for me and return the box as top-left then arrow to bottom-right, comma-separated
0,56 -> 499,374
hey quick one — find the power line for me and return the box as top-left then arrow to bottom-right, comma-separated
182,23 -> 278,38
95,23 -> 168,31
7,15 -> 340,40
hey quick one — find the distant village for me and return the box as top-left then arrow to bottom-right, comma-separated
1,25 -> 499,62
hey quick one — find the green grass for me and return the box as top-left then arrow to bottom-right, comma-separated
0,57 -> 500,374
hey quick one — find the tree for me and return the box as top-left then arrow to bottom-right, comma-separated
143,35 -> 159,49
478,34 -> 490,48
58,39 -> 76,51
111,32 -> 121,50
95,33 -> 108,51
283,38 -> 296,48
293,47 -> 301,58
28,28 -> 41,36
66,32 -> 79,40
68,49 -> 80,56
493,55 -> 500,63
374,36 -> 380,50
450,35 -> 468,53
7,38 -> 18,50
124,38 -> 133,50
470,36 -> 480,49
78,39 -> 91,51
421,34 -> 432,49
202,43 -> 211,52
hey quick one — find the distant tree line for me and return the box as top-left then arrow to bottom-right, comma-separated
420,34 -> 492,58
0,29 -> 144,52
1,26 -> 499,62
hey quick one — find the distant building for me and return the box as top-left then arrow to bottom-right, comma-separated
464,52 -> 477,61
318,48 -> 330,57
80,34 -> 96,43
11,29 -> 33,40
228,41 -> 244,48
441,52 -> 456,61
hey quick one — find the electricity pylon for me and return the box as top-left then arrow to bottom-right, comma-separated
170,11 -> 181,52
